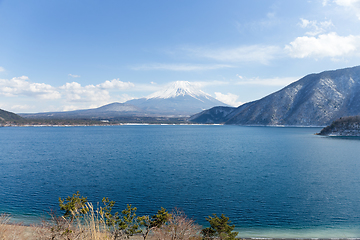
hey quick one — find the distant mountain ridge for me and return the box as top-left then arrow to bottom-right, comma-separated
190,65 -> 360,126
20,81 -> 228,119
20,103 -> 143,119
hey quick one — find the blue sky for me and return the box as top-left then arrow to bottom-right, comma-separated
1,0 -> 360,113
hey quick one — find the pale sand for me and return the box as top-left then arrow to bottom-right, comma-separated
2,224 -> 360,240
0,224 -> 38,240
0,223 -> 144,240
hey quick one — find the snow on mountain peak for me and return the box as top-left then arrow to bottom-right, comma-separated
146,81 -> 211,99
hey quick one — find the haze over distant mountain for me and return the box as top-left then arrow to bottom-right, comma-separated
20,81 -> 227,119
190,65 -> 360,126
20,103 -> 143,119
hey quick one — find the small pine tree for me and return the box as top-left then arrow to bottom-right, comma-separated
138,207 -> 171,240
201,214 -> 238,240
99,198 -> 141,239
58,191 -> 89,224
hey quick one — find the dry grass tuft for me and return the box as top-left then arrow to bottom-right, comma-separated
153,209 -> 201,240
34,203 -> 111,240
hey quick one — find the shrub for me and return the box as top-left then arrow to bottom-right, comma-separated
153,208 -> 201,240
201,214 -> 237,240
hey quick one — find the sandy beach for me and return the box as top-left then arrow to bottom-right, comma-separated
2,223 -> 360,240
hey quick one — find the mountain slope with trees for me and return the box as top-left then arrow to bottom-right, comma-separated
190,65 -> 360,126
0,109 -> 24,125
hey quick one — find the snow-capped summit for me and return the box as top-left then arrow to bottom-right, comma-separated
125,81 -> 228,116
146,81 -> 211,100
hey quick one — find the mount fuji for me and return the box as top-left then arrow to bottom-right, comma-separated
20,81 -> 228,119
125,81 -> 227,116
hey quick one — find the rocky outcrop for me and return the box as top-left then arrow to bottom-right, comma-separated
317,116 -> 360,136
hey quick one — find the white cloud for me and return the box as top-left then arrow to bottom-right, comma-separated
0,75 -> 139,112
68,74 -> 80,78
60,82 -> 110,102
132,63 -> 233,71
333,0 -> 360,19
0,76 -> 61,99
57,79 -> 138,110
235,77 -> 299,86
96,78 -> 135,89
0,67 -> 5,72
285,32 -> 360,58
334,0 -> 360,7
299,18 -> 334,36
185,45 -> 281,64
214,92 -> 242,107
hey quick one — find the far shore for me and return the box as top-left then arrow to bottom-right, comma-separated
0,122 -> 327,127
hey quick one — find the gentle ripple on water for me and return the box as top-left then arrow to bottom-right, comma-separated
1,125 -> 360,237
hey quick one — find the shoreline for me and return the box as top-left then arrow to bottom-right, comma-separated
0,123 -> 324,127
2,223 -> 360,240
3,219 -> 360,239
3,211 -> 360,239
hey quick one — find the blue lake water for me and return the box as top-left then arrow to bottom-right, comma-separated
1,125 -> 360,238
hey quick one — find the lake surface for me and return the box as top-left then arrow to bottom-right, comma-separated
1,125 -> 360,238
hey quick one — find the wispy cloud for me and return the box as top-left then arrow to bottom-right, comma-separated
0,67 -> 5,72
322,0 -> 330,6
285,32 -> 360,59
235,76 -> 299,86
184,45 -> 282,65
131,63 -> 233,71
235,3 -> 280,33
68,74 -> 80,78
298,18 -> 334,36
